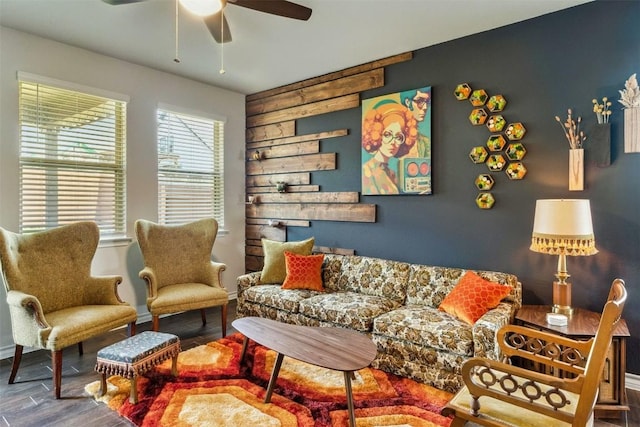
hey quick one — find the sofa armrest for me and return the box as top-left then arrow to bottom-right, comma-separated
472,301 -> 518,360
237,271 -> 262,294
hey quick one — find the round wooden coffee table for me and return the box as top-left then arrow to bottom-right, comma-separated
233,317 -> 377,427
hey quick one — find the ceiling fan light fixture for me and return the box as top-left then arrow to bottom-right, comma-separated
179,0 -> 223,17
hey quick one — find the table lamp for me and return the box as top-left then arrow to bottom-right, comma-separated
530,199 -> 598,315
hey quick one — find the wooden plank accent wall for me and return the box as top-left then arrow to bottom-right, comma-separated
244,52 -> 413,272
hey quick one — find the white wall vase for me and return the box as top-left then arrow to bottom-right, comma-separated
624,108 -> 640,153
569,148 -> 584,191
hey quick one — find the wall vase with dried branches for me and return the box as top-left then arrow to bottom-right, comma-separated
555,109 -> 586,191
619,73 -> 640,153
569,148 -> 584,191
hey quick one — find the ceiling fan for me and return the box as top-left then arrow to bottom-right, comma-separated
102,0 -> 312,44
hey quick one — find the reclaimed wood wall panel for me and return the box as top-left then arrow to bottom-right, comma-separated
247,140 -> 319,161
256,192 -> 359,204
246,121 -> 295,142
246,203 -> 376,223
246,52 -> 412,102
246,153 -> 336,175
246,94 -> 360,127
247,129 -> 348,150
246,69 -> 384,116
246,173 -> 310,187
244,52 -> 414,272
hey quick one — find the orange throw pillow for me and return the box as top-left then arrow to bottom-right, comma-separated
438,271 -> 511,325
281,251 -> 325,291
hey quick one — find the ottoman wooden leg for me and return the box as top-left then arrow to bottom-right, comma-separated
99,373 -> 107,396
171,355 -> 179,377
129,376 -> 138,404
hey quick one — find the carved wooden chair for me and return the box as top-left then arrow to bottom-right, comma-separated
0,221 -> 137,398
135,218 -> 228,334
443,278 -> 627,427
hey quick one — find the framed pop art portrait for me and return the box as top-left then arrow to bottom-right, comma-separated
361,86 -> 432,195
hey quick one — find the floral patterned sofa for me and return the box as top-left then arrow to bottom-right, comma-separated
236,254 -> 522,392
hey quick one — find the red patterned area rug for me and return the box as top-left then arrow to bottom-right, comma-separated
86,333 -> 453,427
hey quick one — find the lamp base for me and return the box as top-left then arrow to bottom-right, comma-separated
552,280 -> 573,316
552,304 -> 574,316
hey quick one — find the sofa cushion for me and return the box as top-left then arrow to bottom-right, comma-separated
372,305 -> 474,357
322,255 -> 410,303
405,265 -> 518,308
281,252 -> 325,291
298,291 -> 401,332
242,284 -> 321,313
260,237 -> 315,284
438,271 -> 512,324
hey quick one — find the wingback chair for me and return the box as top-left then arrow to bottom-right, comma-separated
443,278 -> 627,427
135,218 -> 228,335
0,221 -> 138,399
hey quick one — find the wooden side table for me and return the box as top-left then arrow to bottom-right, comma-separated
515,305 -> 630,419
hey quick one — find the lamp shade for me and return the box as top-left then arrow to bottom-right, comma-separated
530,199 -> 598,256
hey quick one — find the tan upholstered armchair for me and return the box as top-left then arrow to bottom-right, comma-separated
443,278 -> 627,427
135,218 -> 228,335
0,221 -> 138,399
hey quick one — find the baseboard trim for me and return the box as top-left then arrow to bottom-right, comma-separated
626,373 -> 640,391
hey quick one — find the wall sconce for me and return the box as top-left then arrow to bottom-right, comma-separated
251,150 -> 264,161
276,182 -> 287,193
246,195 -> 258,205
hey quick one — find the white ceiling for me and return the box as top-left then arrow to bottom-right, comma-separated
0,0 -> 591,95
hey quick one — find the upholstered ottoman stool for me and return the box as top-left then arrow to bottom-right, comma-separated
95,331 -> 181,403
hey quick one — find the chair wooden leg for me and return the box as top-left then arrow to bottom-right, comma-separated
200,308 -> 207,326
52,349 -> 63,399
128,321 -> 136,336
8,345 -> 23,384
78,342 -> 83,356
221,304 -> 228,338
152,315 -> 159,332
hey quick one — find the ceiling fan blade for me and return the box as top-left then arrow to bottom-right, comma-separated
230,0 -> 312,21
204,11 -> 233,44
101,0 -> 147,4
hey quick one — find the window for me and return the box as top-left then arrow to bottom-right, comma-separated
157,107 -> 225,227
18,74 -> 127,238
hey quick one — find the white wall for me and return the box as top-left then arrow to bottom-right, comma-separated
0,27 -> 246,359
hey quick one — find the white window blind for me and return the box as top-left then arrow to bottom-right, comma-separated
157,108 -> 224,227
18,79 -> 127,238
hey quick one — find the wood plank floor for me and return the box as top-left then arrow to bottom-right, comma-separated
1,300 -> 638,426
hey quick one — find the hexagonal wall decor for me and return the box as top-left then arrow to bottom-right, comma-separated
505,162 -> 527,180
476,192 -> 495,209
486,95 -> 507,112
454,83 -> 472,100
469,146 -> 489,164
475,174 -> 495,190
486,135 -> 507,152
505,142 -> 527,160
469,108 -> 488,125
486,115 -> 506,133
469,89 -> 488,107
505,122 -> 527,140
486,154 -> 506,171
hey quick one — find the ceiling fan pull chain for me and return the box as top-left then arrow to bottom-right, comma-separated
174,0 -> 181,63
219,8 -> 225,74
